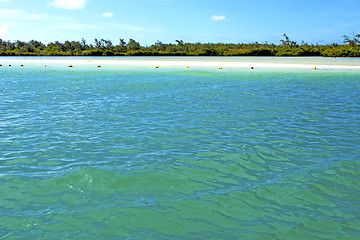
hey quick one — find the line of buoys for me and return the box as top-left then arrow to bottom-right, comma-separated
0,64 -> 322,71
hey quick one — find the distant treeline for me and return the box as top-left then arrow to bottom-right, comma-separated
1,34 -> 360,57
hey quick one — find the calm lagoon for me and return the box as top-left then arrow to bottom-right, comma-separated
1,57 -> 360,239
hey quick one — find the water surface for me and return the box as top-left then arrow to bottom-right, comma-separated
1,63 -> 360,239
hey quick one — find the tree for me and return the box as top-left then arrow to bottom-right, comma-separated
127,39 -> 140,51
21,44 -> 34,53
119,39 -> 126,47
356,34 -> 360,45
94,38 -> 102,48
15,40 -> 26,49
343,34 -> 360,46
280,34 -> 290,46
176,40 -> 184,46
47,41 -> 65,52
81,38 -> 88,50
114,39 -> 127,53
154,40 -> 166,51
29,40 -> 44,49
102,39 -> 113,49
280,34 -> 298,48
64,40 -> 74,51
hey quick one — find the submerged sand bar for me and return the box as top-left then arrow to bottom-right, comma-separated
1,56 -> 360,70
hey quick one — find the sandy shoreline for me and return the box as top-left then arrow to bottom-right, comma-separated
1,57 -> 360,70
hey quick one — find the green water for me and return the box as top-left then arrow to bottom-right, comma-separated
1,66 -> 360,239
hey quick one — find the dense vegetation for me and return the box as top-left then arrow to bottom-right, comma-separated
1,34 -> 359,57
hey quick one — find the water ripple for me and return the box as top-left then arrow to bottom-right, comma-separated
1,69 -> 360,239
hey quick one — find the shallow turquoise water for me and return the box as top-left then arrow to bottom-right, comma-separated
1,66 -> 360,239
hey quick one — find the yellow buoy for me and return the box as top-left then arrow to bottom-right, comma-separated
0,64 -> 2,66
97,65 -> 101,68
312,67 -> 316,70
155,66 -> 159,68
20,64 -> 23,67
250,67 -> 254,69
8,64 -> 11,67
44,65 -> 47,67
186,66 -> 190,68
219,67 -> 222,69
68,65 -> 73,68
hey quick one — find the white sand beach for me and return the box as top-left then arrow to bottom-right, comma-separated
1,56 -> 360,70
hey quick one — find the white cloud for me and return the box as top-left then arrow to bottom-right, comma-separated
0,23 -> 8,37
211,15 -> 226,21
49,0 -> 86,10
102,12 -> 114,17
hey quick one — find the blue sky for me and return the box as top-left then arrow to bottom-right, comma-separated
0,0 -> 359,45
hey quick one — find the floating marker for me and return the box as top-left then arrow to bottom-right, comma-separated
250,67 -> 254,69
68,65 -> 73,68
0,64 -> 2,66
219,67 -> 222,69
312,67 -> 316,70
20,64 -> 23,67
97,65 -> 101,68
155,66 -> 159,68
8,64 -> 11,67
44,65 -> 47,67
186,66 -> 190,68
